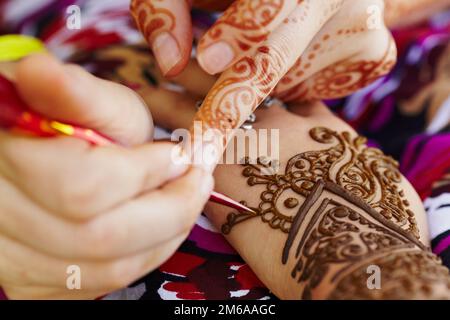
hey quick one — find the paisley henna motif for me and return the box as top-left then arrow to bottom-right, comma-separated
198,0 -> 288,53
222,127 -> 419,237
130,0 -> 176,43
193,46 -> 286,136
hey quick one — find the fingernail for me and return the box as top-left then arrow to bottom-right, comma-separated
169,162 -> 189,180
151,32 -> 181,76
200,172 -> 214,197
193,142 -> 220,174
198,41 -> 235,75
169,144 -> 190,179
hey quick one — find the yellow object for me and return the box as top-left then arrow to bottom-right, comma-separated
0,35 -> 46,62
50,121 -> 75,136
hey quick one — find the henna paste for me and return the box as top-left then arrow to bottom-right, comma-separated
221,127 -> 450,299
198,0 -> 293,55
193,0 -> 345,140
193,46 -> 285,136
222,127 -> 419,238
277,38 -> 397,102
274,0 -> 397,102
328,250 -> 450,299
130,0 -> 176,44
282,180 -> 425,299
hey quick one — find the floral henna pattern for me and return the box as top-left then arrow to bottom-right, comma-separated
193,0 -> 345,136
130,0 -> 176,43
282,180 -> 429,299
198,0 -> 291,54
275,29 -> 397,102
193,45 -> 286,135
220,127 -> 450,299
222,127 -> 419,237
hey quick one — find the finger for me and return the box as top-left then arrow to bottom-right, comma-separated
197,0 -> 297,75
0,61 -> 16,81
140,87 -> 198,130
274,0 -> 396,103
0,136 -> 189,220
0,231 -> 188,292
131,0 -> 192,77
193,0 -> 343,143
2,285 -> 105,300
141,59 -> 216,130
0,161 -> 212,260
283,35 -> 396,103
15,54 -> 153,146
78,167 -> 213,259
170,59 -> 217,97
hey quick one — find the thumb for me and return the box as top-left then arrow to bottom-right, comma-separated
15,54 -> 153,146
131,0 -> 192,77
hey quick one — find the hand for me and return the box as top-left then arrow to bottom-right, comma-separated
130,0 -> 398,157
131,0 -> 395,101
137,69 -> 450,299
0,54 -> 214,299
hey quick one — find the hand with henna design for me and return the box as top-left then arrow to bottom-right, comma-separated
78,46 -> 450,299
144,79 -> 450,300
131,0 -> 396,166
131,0 -> 449,166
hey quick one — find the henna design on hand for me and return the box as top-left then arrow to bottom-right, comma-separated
274,0 -> 397,102
282,180 -> 429,299
220,127 -> 450,299
193,46 -> 285,135
198,0 -> 288,54
193,0 -> 345,139
329,250 -> 450,299
275,40 -> 397,102
130,0 -> 176,43
222,127 -> 419,237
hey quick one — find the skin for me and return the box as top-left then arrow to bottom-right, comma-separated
137,64 -> 441,299
0,54 -> 214,299
131,0 -> 448,147
132,0 -> 399,170
130,0 -> 449,76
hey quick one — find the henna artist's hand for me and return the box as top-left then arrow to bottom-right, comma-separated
0,55 -> 214,299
